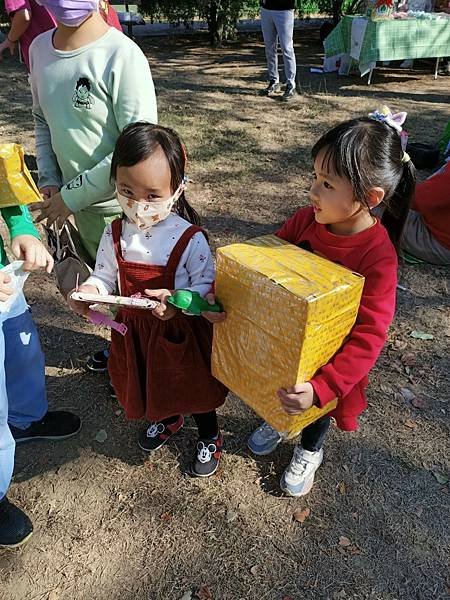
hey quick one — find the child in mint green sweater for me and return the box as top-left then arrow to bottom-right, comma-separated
28,3 -> 157,260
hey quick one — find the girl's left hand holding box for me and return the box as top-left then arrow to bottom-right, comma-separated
277,382 -> 318,415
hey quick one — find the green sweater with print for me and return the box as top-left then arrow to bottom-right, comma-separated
29,27 -> 157,216
0,205 -> 40,268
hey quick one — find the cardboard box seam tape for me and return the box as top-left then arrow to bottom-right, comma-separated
0,143 -> 41,209
211,234 -> 364,439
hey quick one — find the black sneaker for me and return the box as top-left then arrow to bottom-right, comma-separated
261,79 -> 280,96
281,83 -> 297,102
138,415 -> 184,452
191,431 -> 223,478
86,348 -> 109,373
10,411 -> 82,444
0,497 -> 33,548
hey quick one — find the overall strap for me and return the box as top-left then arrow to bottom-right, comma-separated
111,218 -> 123,262
165,225 -> 206,282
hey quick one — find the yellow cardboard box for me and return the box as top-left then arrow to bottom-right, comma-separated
0,143 -> 41,208
212,234 -> 364,438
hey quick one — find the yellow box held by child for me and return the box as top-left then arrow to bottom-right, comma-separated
0,143 -> 41,208
211,234 -> 364,439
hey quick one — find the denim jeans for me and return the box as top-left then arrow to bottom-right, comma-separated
0,293 -> 48,500
260,8 -> 297,86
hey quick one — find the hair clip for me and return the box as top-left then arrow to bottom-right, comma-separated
368,106 -> 407,133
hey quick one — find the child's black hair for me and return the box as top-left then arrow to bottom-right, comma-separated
311,117 -> 416,254
111,122 -> 201,226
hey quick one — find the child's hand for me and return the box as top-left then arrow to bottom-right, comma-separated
202,293 -> 227,323
68,284 -> 99,316
145,288 -> 176,321
30,192 -> 72,229
0,272 -> 14,302
39,186 -> 60,200
0,37 -> 16,60
11,235 -> 54,273
278,382 -> 317,415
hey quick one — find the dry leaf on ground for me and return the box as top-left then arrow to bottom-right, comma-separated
432,472 -> 449,485
399,388 -> 416,402
404,419 -> 418,429
160,512 -> 173,522
293,507 -> 311,523
338,536 -> 351,547
196,585 -> 213,600
94,429 -> 107,443
338,481 -> 346,495
393,339 -> 407,350
410,330 -> 434,340
226,510 -> 238,523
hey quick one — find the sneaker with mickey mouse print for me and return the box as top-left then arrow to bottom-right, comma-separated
138,415 -> 184,452
191,431 -> 223,478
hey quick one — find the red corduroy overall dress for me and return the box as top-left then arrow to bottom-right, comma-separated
108,219 -> 227,421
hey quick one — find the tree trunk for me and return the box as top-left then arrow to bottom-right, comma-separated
332,0 -> 342,24
205,0 -> 237,47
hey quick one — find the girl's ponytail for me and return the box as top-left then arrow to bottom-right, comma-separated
381,158 -> 416,253
175,192 -> 201,226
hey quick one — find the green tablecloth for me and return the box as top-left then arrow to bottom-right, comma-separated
324,15 -> 450,68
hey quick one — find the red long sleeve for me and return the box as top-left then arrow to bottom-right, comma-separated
276,206 -> 398,431
411,161 -> 450,250
310,252 -> 397,405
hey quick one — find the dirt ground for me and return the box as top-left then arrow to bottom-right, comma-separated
0,29 -> 449,600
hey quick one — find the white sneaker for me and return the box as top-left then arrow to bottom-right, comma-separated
247,422 -> 282,455
280,445 -> 323,497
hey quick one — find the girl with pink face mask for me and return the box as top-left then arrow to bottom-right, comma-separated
35,0 -> 99,27
70,123 -> 228,478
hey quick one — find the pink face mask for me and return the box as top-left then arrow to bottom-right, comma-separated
36,0 -> 99,27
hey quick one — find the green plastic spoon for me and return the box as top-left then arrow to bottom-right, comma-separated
167,289 -> 222,316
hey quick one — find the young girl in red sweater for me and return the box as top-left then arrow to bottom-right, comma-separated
245,107 -> 416,496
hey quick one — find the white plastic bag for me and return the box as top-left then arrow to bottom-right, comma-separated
0,261 -> 30,313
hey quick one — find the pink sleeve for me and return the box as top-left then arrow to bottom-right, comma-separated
5,0 -> 29,14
